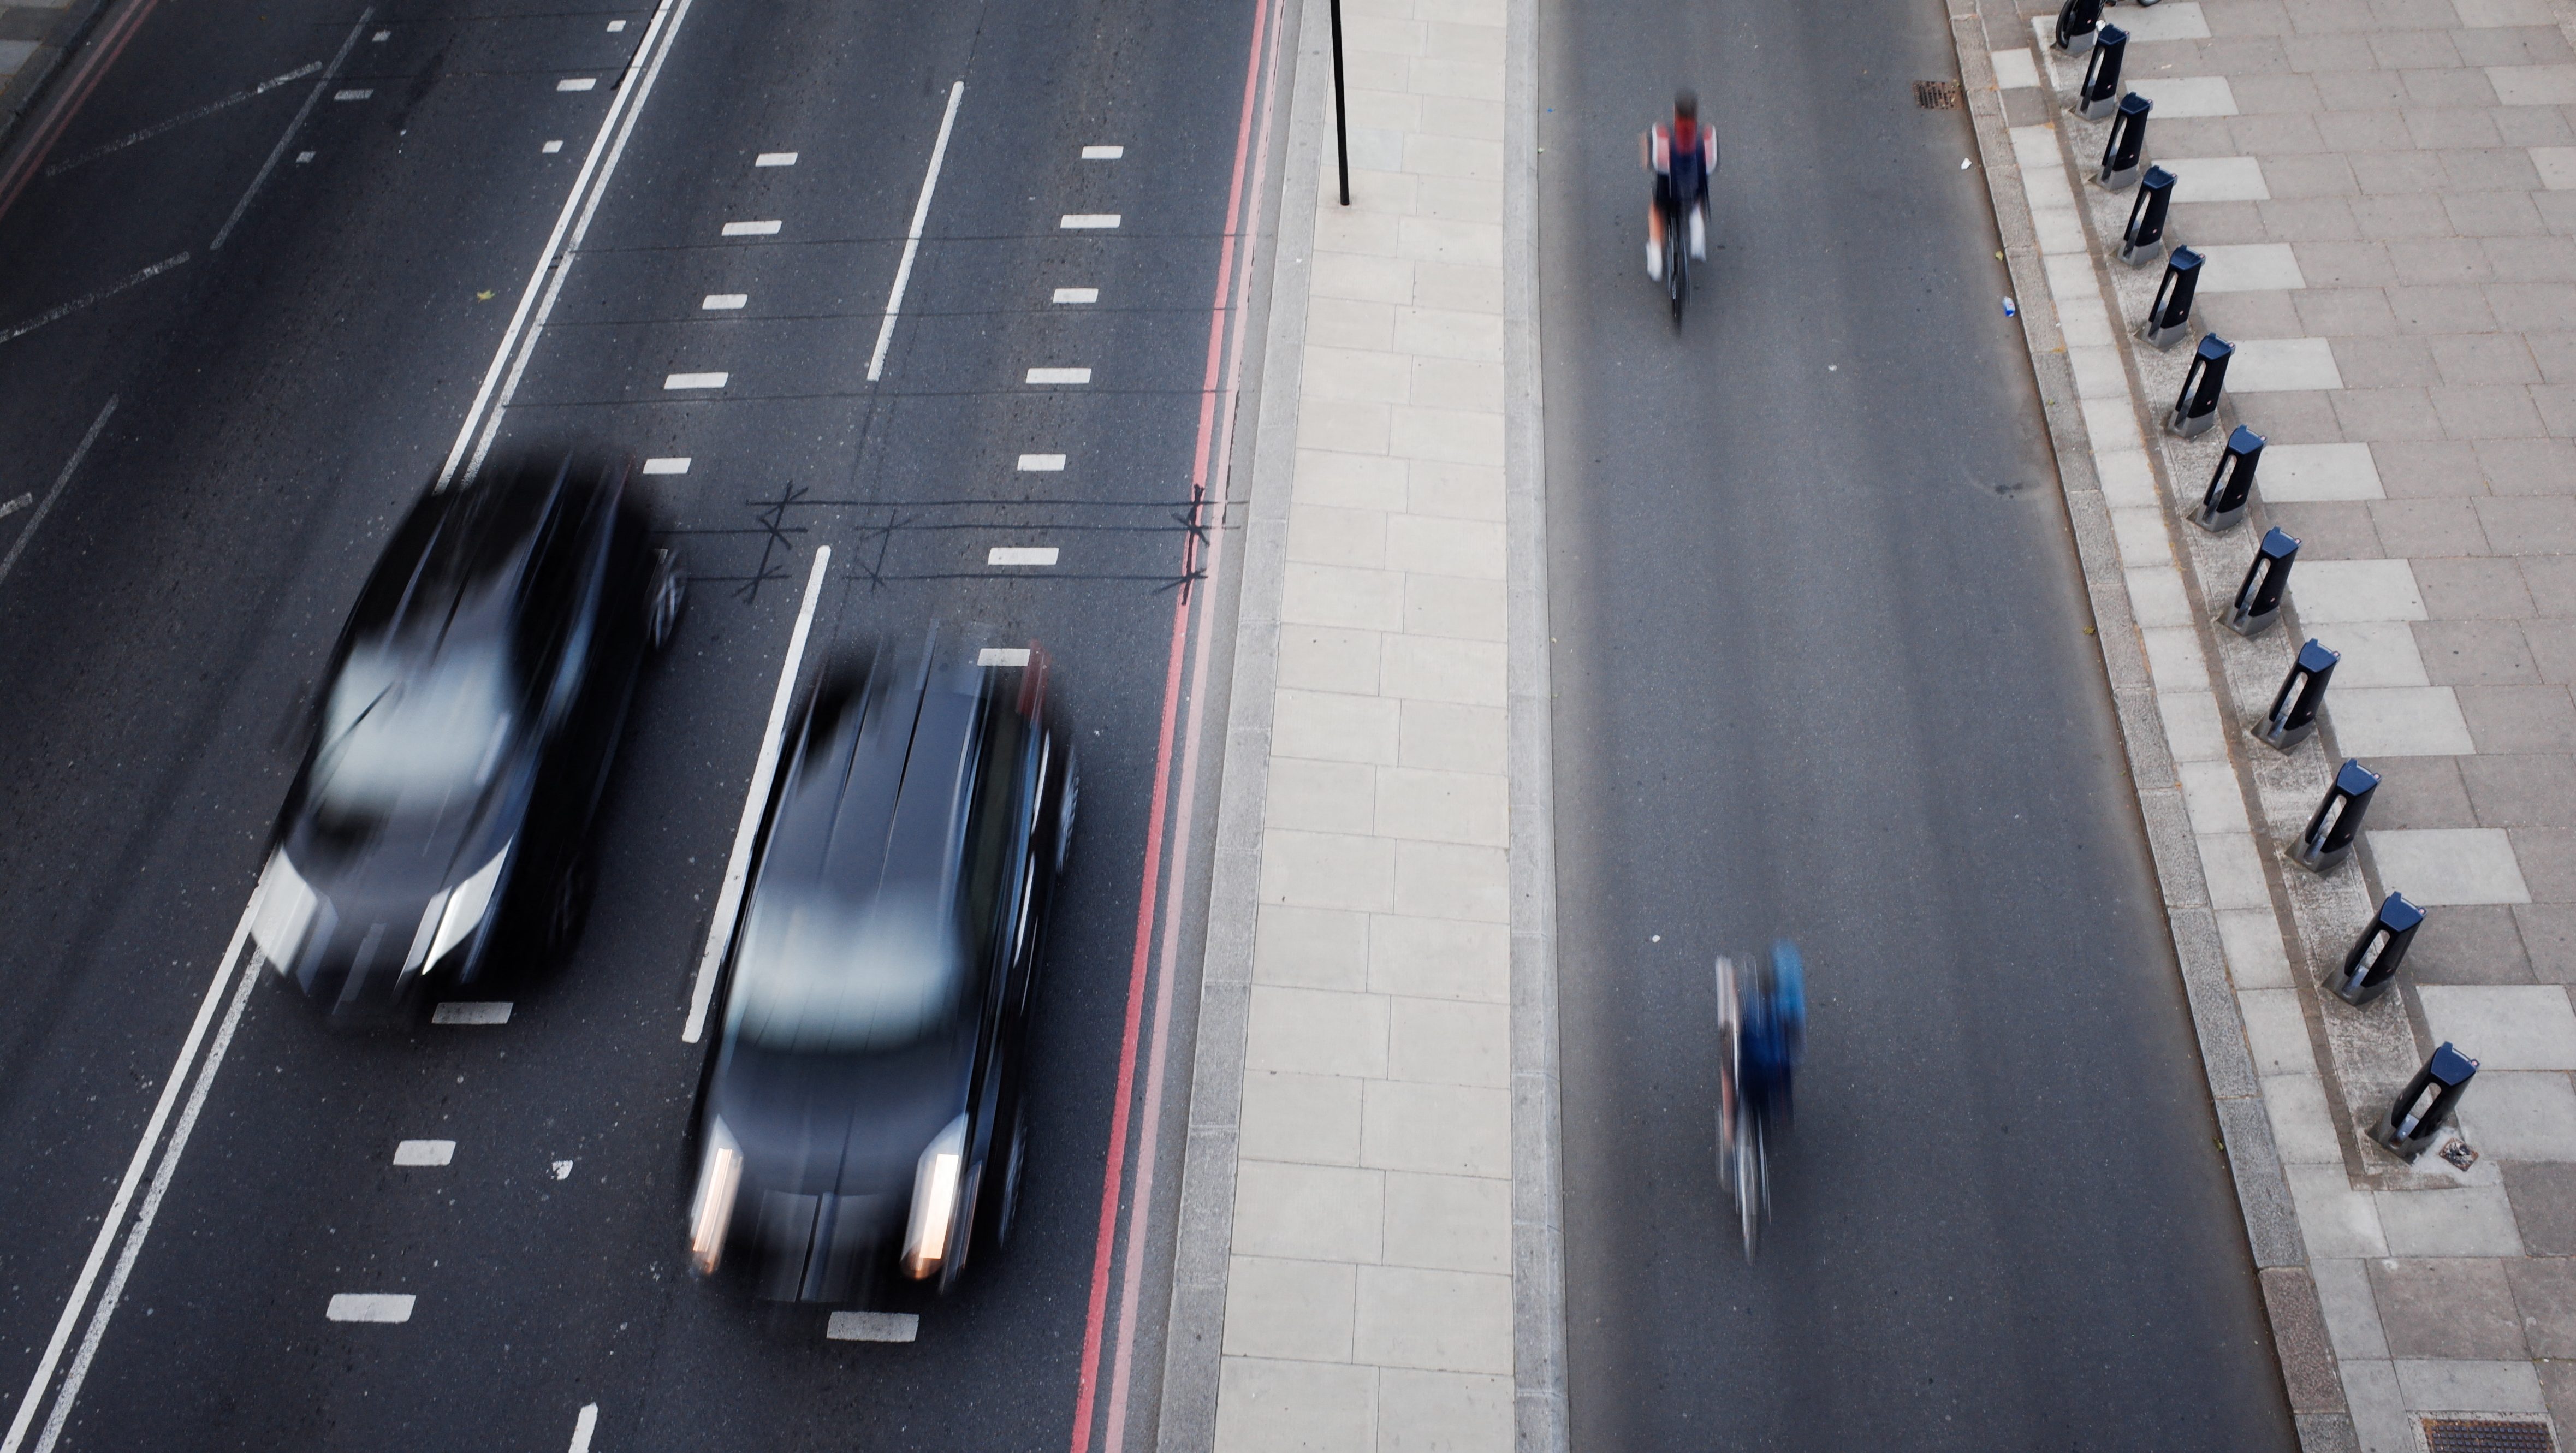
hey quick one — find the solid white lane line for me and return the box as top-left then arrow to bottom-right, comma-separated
393,1140 -> 455,1166
557,78 -> 596,92
1052,287 -> 1098,304
212,11 -> 374,252
568,1405 -> 600,1453
1059,213 -> 1120,229
438,0 -> 698,488
663,372 -> 727,390
988,546 -> 1059,566
701,293 -> 746,310
1026,367 -> 1090,384
325,1294 -> 414,1324
755,151 -> 796,166
430,1001 -> 512,1024
333,88 -> 371,101
46,61 -> 323,176
826,1311 -> 919,1342
1081,144 -> 1123,159
720,219 -> 779,236
0,256 -> 186,347
863,81 -> 964,383
642,457 -> 690,474
978,648 -> 1031,667
1017,454 -> 1065,471
29,935 -> 260,1453
1,892 -> 247,1453
542,139 -> 562,153
684,545 -> 832,1043
0,396 -> 116,595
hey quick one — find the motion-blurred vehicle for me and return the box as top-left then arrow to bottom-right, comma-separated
245,449 -> 686,1022
688,632 -> 1075,1302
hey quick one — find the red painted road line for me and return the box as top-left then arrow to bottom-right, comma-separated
1068,0 -> 1288,1444
0,0 -> 165,227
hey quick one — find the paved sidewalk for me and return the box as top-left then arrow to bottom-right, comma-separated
1960,0 -> 2576,1448
0,2 -> 80,123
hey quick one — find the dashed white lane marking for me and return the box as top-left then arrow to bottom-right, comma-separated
1026,367 -> 1091,384
45,61 -> 324,176
607,18 -> 626,29
0,254 -> 187,346
371,29 -> 389,40
326,1294 -> 414,1324
0,493 -> 33,520
721,219 -> 780,236
568,1405 -> 600,1453
296,151 -> 315,163
642,457 -> 690,474
393,1140 -> 455,1166
333,88 -> 371,100
978,647 -> 1031,667
1053,287 -> 1098,304
210,13 -> 375,254
557,77 -> 597,92
551,1160 -> 574,1181
430,1001 -> 512,1024
755,151 -> 796,166
1059,213 -> 1120,229
701,293 -> 746,310
542,139 -> 562,153
826,1311 -> 920,1342
663,372 -> 727,390
1081,144 -> 1123,159
684,545 -> 833,1044
0,398 -> 114,597
988,546 -> 1059,566
1017,454 -> 1066,471
864,80 -> 965,382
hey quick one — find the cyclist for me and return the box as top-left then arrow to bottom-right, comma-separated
1740,940 -> 1805,1129
1641,88 -> 1717,281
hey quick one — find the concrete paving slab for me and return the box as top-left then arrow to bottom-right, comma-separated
2200,244 -> 2311,293
2233,337 -> 2348,392
2322,622 -> 2434,688
2419,985 -> 2576,1066
2325,686 -> 2478,756
2393,1357 -> 2547,1413
2265,443 -> 2385,503
2164,155 -> 2274,203
2298,560 -> 2431,622
2376,1188 -> 2528,1256
2455,1071 -> 2576,1160
2129,76 -> 2242,117
2369,829 -> 2534,905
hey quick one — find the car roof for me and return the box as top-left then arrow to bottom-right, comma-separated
348,454 -> 610,646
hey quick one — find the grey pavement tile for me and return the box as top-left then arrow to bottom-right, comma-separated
2273,500 -> 2389,556
2506,1255 -> 2576,1354
2269,198 -> 2368,242
2444,146 -> 2547,193
2407,108 -> 2508,150
2494,106 -> 2576,147
2527,558 -> 2576,615
2419,557 -> 2542,618
2434,384 -> 2548,438
2241,391 -> 2358,443
2360,754 -> 2477,828
2400,239 -> 2502,286
2211,3 -> 2296,40
2165,117 -> 2250,158
2456,685 -> 2576,751
2476,438 -> 2576,493
2433,334 -> 2543,386
2376,31 -> 2465,71
2394,1357 -> 2548,1414
2334,335 -> 2443,386
2487,236 -> 2576,283
2403,903 -> 2537,981
2373,497 -> 2496,554
2482,284 -> 2576,331
2353,150 -> 2452,197
2409,69 -> 2506,109
2535,193 -> 2576,238
2210,38 -> 2298,76
2314,1256 -> 2393,1360
2298,285 -> 2402,334
2234,111 -> 2334,155
2452,26 -> 2575,69
2307,241 -> 2405,288
2376,440 -> 2486,495
2320,74 -> 2415,112
2391,284 -> 2504,334
2525,336 -> 2576,386
2535,385 -> 2576,438
2288,34 -> 2385,74
2544,1357 -> 2576,1439
2335,387 -> 2452,441
2272,152 -> 2372,198
2326,110 -> 2426,155
2178,199 -> 2270,244
2461,1072 -> 2576,1157
2215,290 -> 2319,337
2422,621 -> 2545,686
2510,828 -> 2576,902
2449,192 -> 2551,241
2459,750 -> 2576,823
2478,496 -> 2576,551
2367,1256 -> 2527,1359
2506,1163 -> 2576,1254
2531,624 -> 2576,686
2522,903 -> 2576,982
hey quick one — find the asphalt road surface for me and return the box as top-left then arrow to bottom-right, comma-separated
0,0 -> 1288,1448
1540,3 -> 2301,1450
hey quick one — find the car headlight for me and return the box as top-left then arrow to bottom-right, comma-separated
426,844 -> 509,969
247,849 -> 320,972
900,1113 -> 970,1279
690,1117 -> 743,1276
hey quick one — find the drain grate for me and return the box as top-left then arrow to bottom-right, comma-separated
1915,80 -> 1963,109
2424,1418 -> 2555,1453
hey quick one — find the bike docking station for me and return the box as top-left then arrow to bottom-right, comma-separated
2072,26 -> 2128,122
2328,892 -> 2427,1008
2094,92 -> 2151,192
2223,526 -> 2297,637
2141,247 -> 2203,350
2189,425 -> 2264,533
2053,0 -> 2103,55
2255,638 -> 2338,751
2120,166 -> 2175,267
2371,1043 -> 2479,1162
2289,758 -> 2379,876
2168,331 -> 2232,438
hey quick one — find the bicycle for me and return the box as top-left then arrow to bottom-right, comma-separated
1715,954 -> 1765,1256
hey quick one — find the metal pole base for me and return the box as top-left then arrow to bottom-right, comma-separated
2326,963 -> 2393,1007
2118,236 -> 2168,268
2223,603 -> 2282,637
2141,318 -> 2191,349
2074,94 -> 2118,122
2168,406 -> 2218,438
2288,838 -> 2353,875
2252,715 -> 2317,753
2056,29 -> 2097,55
2096,161 -> 2142,191
2188,499 -> 2247,533
2370,1113 -> 2436,1162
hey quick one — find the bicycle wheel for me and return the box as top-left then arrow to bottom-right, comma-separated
1669,230 -> 1687,324
1735,1128 -> 1760,1258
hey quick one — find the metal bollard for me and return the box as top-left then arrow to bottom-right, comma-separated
2370,1042 -> 2477,1161
2054,0 -> 2103,54
2289,757 -> 2379,875
2074,26 -> 2130,121
2327,892 -> 2425,1007
2096,93 -> 2151,191
2120,165 -> 2176,266
2255,638 -> 2339,751
2169,332 -> 2233,437
2224,526 -> 2299,637
2189,425 -> 2265,532
2142,247 -> 2202,349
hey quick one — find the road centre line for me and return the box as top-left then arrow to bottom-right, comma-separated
1017,454 -> 1065,471
642,457 -> 690,473
683,545 -> 832,1043
1081,144 -> 1123,159
568,1405 -> 600,1453
720,219 -> 779,236
987,546 -> 1059,566
1059,213 -> 1120,229
45,61 -> 323,176
212,11 -> 374,251
701,293 -> 746,309
826,1311 -> 920,1342
332,89 -> 371,101
863,81 -> 965,383
0,254 -> 186,347
0,396 -> 117,596
1026,367 -> 1090,384
325,1294 -> 414,1324
557,78 -> 596,92
393,1140 -> 455,1166
1052,287 -> 1098,304
438,0 -> 698,488
431,1000 -> 512,1024
755,151 -> 796,166
663,372 -> 726,390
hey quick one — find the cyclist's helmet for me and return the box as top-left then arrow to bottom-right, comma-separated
1675,88 -> 1698,121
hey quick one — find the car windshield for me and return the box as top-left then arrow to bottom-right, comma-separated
726,888 -> 966,1054
309,638 -> 519,824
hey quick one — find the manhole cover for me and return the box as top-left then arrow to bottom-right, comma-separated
2424,1418 -> 2555,1453
1915,80 -> 1963,109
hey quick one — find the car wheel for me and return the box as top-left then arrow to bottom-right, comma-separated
644,550 -> 687,653
544,858 -> 595,956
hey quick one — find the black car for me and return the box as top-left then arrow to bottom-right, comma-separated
246,450 -> 685,1021
688,631 -> 1075,1302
